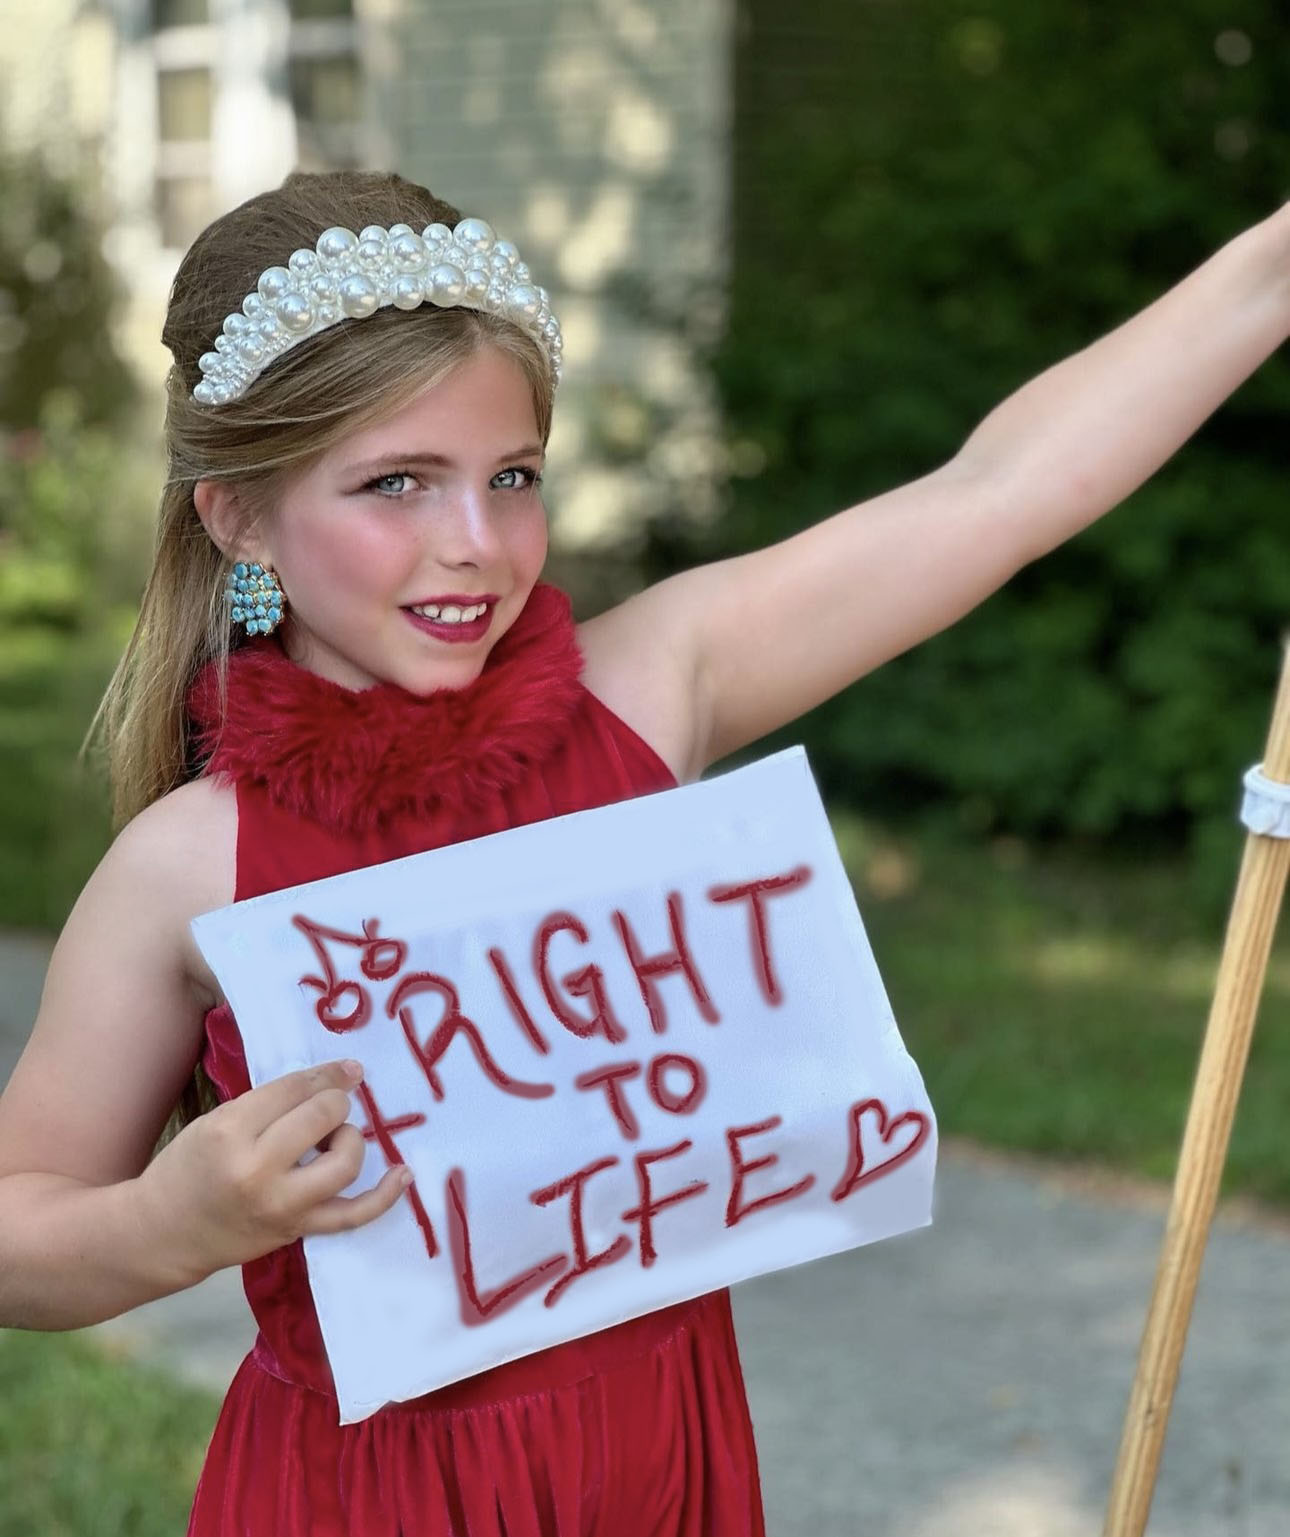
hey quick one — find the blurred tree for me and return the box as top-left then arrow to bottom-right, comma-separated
0,400 -> 153,929
0,150 -> 136,429
647,0 -> 1290,877
0,151 -> 144,927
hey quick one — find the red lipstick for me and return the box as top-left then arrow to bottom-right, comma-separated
401,595 -> 497,645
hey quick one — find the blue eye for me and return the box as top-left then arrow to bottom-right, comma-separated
493,466 -> 543,491
360,466 -> 543,497
366,472 -> 415,496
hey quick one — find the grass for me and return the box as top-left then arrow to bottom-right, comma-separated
833,809 -> 1290,1205
0,1329 -> 218,1537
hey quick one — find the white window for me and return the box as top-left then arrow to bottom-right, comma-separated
147,0 -> 363,251
151,0 -> 210,26
287,0 -> 361,171
151,3 -> 215,249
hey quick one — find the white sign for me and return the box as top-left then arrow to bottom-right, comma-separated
192,747 -> 937,1424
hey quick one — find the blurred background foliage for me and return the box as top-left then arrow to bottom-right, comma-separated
646,0 -> 1290,910
0,151 -> 151,929
0,151 -> 136,430
3,5 -> 1290,929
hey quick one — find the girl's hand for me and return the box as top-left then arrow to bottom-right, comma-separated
137,1059 -> 409,1285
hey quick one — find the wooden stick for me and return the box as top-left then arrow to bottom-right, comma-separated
1103,642 -> 1290,1537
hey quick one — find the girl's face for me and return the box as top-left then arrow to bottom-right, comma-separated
263,345 -> 549,694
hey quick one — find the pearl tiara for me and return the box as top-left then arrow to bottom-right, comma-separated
192,217 -> 563,406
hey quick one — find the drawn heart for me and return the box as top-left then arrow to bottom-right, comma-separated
830,1096 -> 932,1202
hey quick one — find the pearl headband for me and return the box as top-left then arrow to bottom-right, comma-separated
192,217 -> 563,406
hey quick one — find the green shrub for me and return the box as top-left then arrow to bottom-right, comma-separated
0,143 -> 150,928
649,0 -> 1290,896
0,150 -> 137,430
0,406 -> 155,928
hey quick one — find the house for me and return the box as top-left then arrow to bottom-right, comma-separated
0,0 -> 734,547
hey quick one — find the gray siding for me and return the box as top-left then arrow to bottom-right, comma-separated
370,0 -> 733,545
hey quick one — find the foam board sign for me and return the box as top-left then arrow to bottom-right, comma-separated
192,747 -> 937,1423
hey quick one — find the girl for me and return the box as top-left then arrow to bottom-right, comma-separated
0,167 -> 1286,1534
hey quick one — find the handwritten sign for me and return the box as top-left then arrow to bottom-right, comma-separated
192,747 -> 936,1424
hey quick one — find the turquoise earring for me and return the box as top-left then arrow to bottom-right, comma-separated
225,561 -> 285,636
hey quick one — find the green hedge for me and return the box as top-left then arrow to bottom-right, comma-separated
0,149 -> 147,930
649,0 -> 1290,889
0,151 -> 136,430
0,407 -> 153,929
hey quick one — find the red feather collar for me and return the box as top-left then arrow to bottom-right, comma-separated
188,582 -> 585,832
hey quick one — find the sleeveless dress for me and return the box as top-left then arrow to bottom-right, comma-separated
185,583 -> 766,1536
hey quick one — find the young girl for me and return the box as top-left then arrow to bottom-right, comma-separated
0,167 -> 1286,1534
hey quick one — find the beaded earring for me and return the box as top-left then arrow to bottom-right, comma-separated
225,561 -> 285,636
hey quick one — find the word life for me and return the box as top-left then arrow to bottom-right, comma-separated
290,863 -> 930,1327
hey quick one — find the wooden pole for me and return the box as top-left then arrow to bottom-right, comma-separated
1103,642 -> 1290,1537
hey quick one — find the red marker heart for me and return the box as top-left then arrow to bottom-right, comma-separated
830,1097 -> 932,1203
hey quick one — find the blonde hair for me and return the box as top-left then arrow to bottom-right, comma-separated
97,169 -> 555,828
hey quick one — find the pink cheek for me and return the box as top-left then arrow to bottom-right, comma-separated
309,523 -> 417,590
516,507 -> 549,572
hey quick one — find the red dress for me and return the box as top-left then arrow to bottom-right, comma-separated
185,584 -> 765,1536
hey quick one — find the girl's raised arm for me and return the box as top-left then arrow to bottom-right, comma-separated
582,203 -> 1290,779
0,780 -> 406,1330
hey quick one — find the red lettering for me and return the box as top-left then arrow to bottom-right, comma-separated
574,1060 -> 643,1139
530,1156 -> 631,1306
534,911 -> 629,1045
388,972 -> 554,1102
621,1140 -> 709,1268
304,976 -> 370,1032
830,1098 -> 932,1202
353,1080 -> 437,1259
724,1115 -> 815,1227
294,914 -> 407,1032
611,892 -> 720,1035
487,945 -> 550,1056
647,1052 -> 707,1115
292,914 -> 410,1032
706,866 -> 812,1006
446,1167 -> 567,1326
